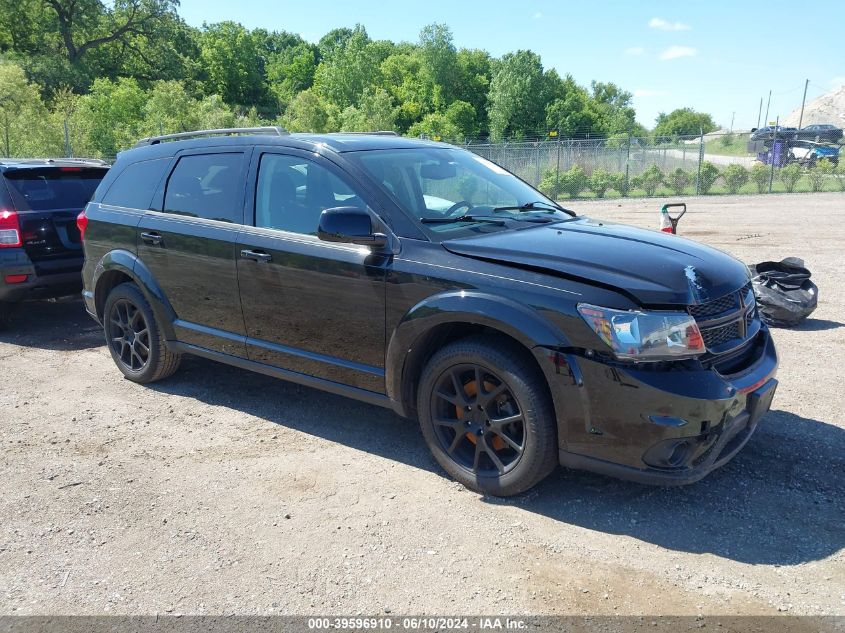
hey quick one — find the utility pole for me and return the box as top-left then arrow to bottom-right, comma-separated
756,97 -> 763,129
763,90 -> 772,126
769,116 -> 779,194
730,112 -> 735,133
797,79 -> 809,131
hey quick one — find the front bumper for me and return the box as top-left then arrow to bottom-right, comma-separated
541,327 -> 778,485
0,248 -> 83,303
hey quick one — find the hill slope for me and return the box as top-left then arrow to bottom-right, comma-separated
781,85 -> 845,127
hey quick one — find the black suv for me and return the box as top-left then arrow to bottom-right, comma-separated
0,158 -> 109,327
80,128 -> 778,495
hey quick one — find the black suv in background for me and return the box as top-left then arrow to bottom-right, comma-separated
0,158 -> 109,327
80,128 -> 778,495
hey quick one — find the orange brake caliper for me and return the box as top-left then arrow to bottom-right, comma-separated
456,379 -> 507,450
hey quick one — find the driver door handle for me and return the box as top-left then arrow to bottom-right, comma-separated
140,231 -> 163,246
240,249 -> 272,263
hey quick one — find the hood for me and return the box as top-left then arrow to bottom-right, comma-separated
442,217 -> 750,306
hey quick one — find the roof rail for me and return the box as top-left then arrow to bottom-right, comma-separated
134,126 -> 289,147
328,131 -> 399,136
0,157 -> 109,166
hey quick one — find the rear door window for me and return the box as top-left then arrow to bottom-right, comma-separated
4,168 -> 106,211
101,157 -> 170,210
163,153 -> 245,223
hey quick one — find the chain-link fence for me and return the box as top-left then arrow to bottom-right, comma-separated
458,131 -> 844,198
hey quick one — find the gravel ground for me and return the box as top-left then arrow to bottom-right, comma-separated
0,192 -> 843,616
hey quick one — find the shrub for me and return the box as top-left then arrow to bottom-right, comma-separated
723,164 -> 749,194
696,161 -> 721,194
750,163 -> 770,193
664,168 -> 691,195
558,165 -> 587,198
779,163 -> 803,193
588,168 -> 614,198
608,172 -> 627,196
719,132 -> 734,148
639,164 -> 664,196
808,159 -> 834,192
834,161 -> 845,192
539,168 -> 561,199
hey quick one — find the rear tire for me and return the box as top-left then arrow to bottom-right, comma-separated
103,282 -> 181,383
417,335 -> 558,496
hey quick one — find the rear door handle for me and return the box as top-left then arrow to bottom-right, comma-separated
240,249 -> 272,263
141,231 -> 163,246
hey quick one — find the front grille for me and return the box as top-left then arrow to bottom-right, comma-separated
688,292 -> 739,319
689,284 -> 756,355
702,321 -> 742,348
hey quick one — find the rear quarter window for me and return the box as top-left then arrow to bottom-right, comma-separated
4,168 -> 107,211
101,157 -> 170,210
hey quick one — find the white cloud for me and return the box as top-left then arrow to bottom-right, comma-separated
634,89 -> 668,98
660,46 -> 697,60
829,76 -> 845,87
624,46 -> 645,56
533,11 -> 543,19
649,17 -> 691,31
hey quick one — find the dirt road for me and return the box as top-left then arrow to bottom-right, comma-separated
1,192 -> 843,616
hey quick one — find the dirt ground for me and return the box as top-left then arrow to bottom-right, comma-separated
0,192 -> 843,616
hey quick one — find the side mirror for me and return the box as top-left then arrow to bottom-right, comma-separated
317,207 -> 387,248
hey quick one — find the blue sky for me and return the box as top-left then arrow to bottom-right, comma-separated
177,0 -> 845,130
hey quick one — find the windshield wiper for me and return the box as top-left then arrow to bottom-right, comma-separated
420,215 -> 506,226
492,200 -> 573,215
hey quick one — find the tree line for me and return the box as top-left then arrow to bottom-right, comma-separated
0,0 -> 717,158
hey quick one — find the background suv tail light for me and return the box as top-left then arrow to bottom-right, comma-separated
0,209 -> 22,247
76,210 -> 88,241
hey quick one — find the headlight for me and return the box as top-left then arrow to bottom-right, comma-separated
577,303 -> 705,361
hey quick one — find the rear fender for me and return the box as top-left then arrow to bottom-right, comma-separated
92,249 -> 177,340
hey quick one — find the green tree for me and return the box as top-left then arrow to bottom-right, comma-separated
408,100 -> 478,141
779,163 -> 803,193
487,50 -> 548,140
313,25 -> 382,110
654,108 -> 717,140
418,23 -> 457,108
697,161 -> 721,194
723,164 -> 749,194
590,81 -> 636,136
750,163 -> 770,193
72,76 -> 148,157
140,80 -> 197,135
588,168 -> 614,198
266,41 -> 318,108
665,167 -> 691,195
454,48 -> 492,134
199,21 -> 266,106
282,88 -> 335,132
339,87 -> 396,132
0,62 -> 61,156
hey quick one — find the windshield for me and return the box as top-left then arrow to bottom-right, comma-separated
349,147 -> 574,240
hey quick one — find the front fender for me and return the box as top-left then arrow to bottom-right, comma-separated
92,249 -> 177,340
385,290 -> 570,412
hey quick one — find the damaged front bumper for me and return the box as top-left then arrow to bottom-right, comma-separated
538,326 -> 778,485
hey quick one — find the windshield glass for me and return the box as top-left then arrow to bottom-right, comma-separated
349,147 -> 574,240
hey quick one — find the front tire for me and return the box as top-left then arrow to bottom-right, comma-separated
103,282 -> 181,383
417,335 -> 558,496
